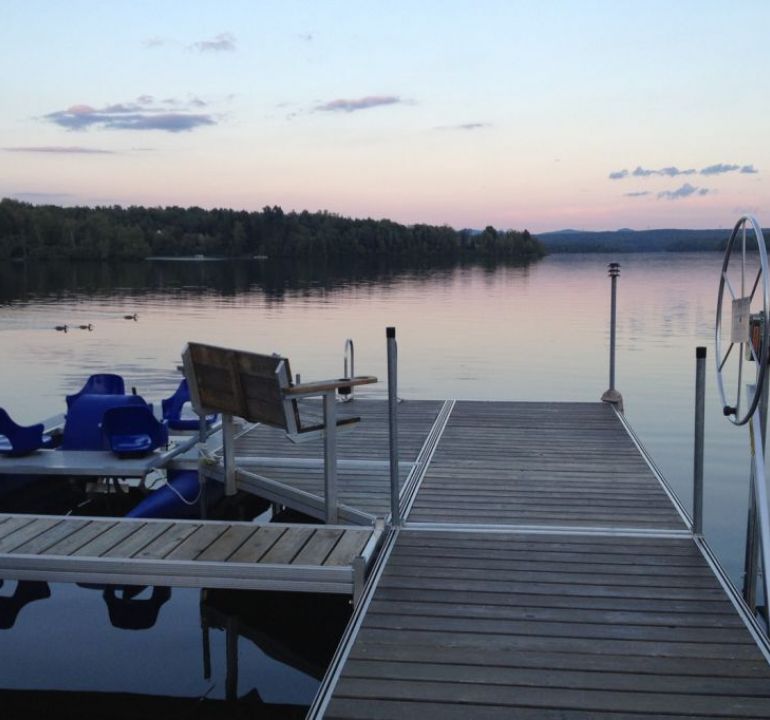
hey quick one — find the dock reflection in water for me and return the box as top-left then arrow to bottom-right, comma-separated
0,580 -> 344,718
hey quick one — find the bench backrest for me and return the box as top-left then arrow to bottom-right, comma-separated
182,342 -> 299,431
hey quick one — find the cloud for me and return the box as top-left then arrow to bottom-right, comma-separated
657,183 -> 711,200
700,163 -> 740,176
632,165 -> 695,177
43,96 -> 217,133
316,95 -> 401,113
190,32 -> 236,52
624,191 -> 650,197
658,166 -> 696,177
4,146 -> 114,154
611,163 -> 758,180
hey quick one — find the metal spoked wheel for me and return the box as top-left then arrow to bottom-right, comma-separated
715,215 -> 770,425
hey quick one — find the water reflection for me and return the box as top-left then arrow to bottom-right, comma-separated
0,582 -> 336,715
102,586 -> 172,630
0,581 -> 50,629
0,256 -> 534,305
200,589 -> 350,702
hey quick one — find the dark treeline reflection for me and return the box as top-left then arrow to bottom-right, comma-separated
0,255 -> 536,304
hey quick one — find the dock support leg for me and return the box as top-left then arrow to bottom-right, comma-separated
222,413 -> 236,496
323,392 -> 339,524
693,347 -> 706,536
387,327 -> 401,526
352,555 -> 365,607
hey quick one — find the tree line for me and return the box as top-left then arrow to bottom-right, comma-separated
0,199 -> 545,263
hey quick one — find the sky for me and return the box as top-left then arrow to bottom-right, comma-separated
2,0 -> 769,232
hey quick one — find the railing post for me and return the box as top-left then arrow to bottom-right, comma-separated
323,391 -> 339,524
222,413 -> 236,496
339,339 -> 355,402
693,346 -> 706,536
601,262 -> 624,412
387,327 -> 401,526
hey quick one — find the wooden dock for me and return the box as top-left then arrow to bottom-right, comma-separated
3,395 -> 770,717
0,513 -> 381,598
307,401 -> 770,719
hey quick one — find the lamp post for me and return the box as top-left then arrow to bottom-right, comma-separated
601,262 -> 624,412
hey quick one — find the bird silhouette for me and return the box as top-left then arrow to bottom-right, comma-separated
123,313 -> 138,321
77,324 -> 93,331
54,325 -> 68,332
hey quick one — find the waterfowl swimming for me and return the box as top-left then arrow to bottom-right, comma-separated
78,324 -> 93,331
54,325 -> 68,332
123,313 -> 138,321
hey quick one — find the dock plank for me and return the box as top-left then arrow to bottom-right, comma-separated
323,527 -> 770,718
102,521 -> 173,558
260,526 -> 315,564
10,519 -> 89,555
294,528 -> 345,565
325,530 -> 370,566
228,526 -> 287,563
196,524 -> 259,562
72,521 -> 150,557
0,518 -> 61,553
42,520 -> 116,556
164,523 -> 229,561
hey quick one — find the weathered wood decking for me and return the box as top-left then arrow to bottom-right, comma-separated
230,400 -> 446,519
0,513 -> 380,596
2,397 -> 770,717
314,401 -> 770,719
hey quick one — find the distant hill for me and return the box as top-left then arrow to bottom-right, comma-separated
538,228 -> 734,253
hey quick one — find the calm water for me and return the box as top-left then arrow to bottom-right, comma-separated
0,253 -> 760,710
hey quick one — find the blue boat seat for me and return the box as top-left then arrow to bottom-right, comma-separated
101,405 -> 169,457
66,374 -> 126,410
0,408 -> 54,456
161,378 -> 217,431
62,394 -> 148,451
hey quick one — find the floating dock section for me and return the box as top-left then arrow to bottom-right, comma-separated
306,401 -> 770,719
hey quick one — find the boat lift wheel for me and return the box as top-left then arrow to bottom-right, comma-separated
715,215 -> 770,426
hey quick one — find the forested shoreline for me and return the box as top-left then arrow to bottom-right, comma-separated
0,199 -> 544,263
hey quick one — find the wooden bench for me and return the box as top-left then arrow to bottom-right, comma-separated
182,342 -> 377,523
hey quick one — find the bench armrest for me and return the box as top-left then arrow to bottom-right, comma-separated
285,375 -> 377,398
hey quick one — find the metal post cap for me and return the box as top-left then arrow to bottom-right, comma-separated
608,262 -> 621,277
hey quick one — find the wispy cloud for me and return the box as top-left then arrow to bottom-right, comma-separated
190,32 -> 236,52
699,162 -> 759,176
657,183 -> 711,200
611,165 -> 696,179
316,95 -> 401,113
700,163 -> 739,176
435,122 -> 490,131
4,146 -> 114,154
624,191 -> 651,197
611,162 -> 758,179
43,96 -> 216,133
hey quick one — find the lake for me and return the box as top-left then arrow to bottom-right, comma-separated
0,252 -> 760,713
